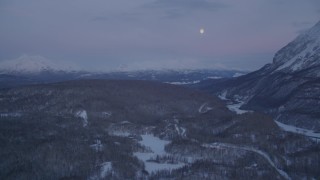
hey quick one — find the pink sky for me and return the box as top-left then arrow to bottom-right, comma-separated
0,0 -> 319,71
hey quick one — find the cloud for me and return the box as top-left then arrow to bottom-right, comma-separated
292,21 -> 313,28
144,0 -> 227,11
92,0 -> 228,22
91,12 -> 141,22
91,16 -> 109,22
161,10 -> 184,19
142,0 -> 228,18
292,21 -> 315,34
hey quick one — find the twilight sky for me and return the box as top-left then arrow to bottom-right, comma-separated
0,0 -> 319,71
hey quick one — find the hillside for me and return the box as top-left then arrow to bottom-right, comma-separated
0,80 -> 319,179
196,21 -> 320,131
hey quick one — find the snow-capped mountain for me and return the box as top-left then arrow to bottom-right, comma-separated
197,20 -> 320,131
272,21 -> 320,75
0,55 -> 247,89
0,55 -> 78,74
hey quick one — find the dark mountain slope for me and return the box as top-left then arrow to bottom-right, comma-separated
0,80 -> 228,123
196,21 -> 320,131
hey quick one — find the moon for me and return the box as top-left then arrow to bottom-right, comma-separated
200,28 -> 205,35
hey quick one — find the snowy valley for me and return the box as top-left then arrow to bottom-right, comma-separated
1,0 -> 320,179
0,80 -> 319,179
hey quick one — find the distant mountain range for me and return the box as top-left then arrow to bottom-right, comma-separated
0,55 -> 247,89
196,20 -> 320,131
0,55 -> 79,74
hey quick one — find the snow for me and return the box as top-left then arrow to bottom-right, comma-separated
180,127 -> 186,137
226,101 -> 251,114
114,142 -> 120,145
275,120 -> 320,139
217,92 -> 251,114
90,139 -> 103,152
275,31 -> 320,72
198,103 -> 213,114
127,74 -> 136,77
75,110 -> 88,127
0,112 -> 22,117
218,91 -> 228,100
134,134 -> 185,173
233,72 -> 245,77
110,131 -> 131,137
100,162 -> 112,178
175,124 -> 180,134
166,80 -> 200,85
206,76 -> 222,79
276,57 -> 298,71
204,142 -> 291,180
139,134 -> 169,155
120,120 -> 131,124
291,59 -> 304,71
175,124 -> 187,137
79,73 -> 94,77
102,111 -> 112,118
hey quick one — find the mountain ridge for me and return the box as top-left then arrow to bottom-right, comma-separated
272,20 -> 320,75
0,56 -> 248,89
0,55 -> 80,74
196,20 -> 320,131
